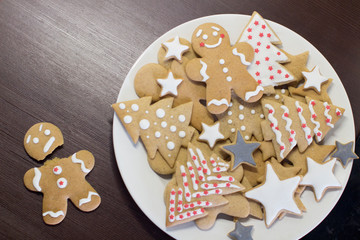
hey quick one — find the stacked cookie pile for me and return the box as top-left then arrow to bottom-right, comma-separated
113,11 -> 358,237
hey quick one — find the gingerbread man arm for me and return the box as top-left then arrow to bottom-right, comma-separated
71,150 -> 95,174
185,58 -> 209,83
42,194 -> 68,225
232,42 -> 254,63
70,182 -> 101,212
24,167 -> 43,192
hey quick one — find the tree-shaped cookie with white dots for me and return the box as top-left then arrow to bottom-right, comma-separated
112,97 -> 195,167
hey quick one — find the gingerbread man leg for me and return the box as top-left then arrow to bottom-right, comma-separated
70,182 -> 101,212
232,71 -> 263,103
206,79 -> 231,114
42,194 -> 68,225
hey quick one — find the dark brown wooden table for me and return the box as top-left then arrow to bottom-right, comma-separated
1,0 -> 359,239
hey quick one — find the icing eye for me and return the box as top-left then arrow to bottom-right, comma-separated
57,177 -> 67,189
53,166 -> 62,175
202,34 -> 208,40
212,31 -> 218,36
44,129 -> 51,136
33,137 -> 39,144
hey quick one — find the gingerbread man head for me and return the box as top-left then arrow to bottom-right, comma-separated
191,23 -> 231,57
24,122 -> 64,161
24,150 -> 101,225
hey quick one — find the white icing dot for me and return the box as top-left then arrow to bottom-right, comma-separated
154,122 -> 157,125
228,111 -> 232,116
53,166 -> 62,175
57,177 -> 67,189
251,109 -> 256,114
161,121 -> 167,128
239,114 -> 244,120
241,126 -> 246,131
223,67 -> 228,73
44,129 -> 51,136
146,135 -> 150,139
213,31 -> 218,36
260,114 -> 265,119
275,94 -> 280,100
281,89 -> 286,94
155,131 -> 161,138
131,104 -> 139,111
139,119 -> 150,130
119,103 -> 126,109
168,154 -> 171,157
145,110 -> 149,114
245,135 -> 250,140
126,110 -> 129,112
156,108 -> 165,118
171,115 -> 174,118
226,76 -> 232,82
124,115 -> 132,124
228,119 -> 232,124
202,34 -> 208,40
178,115 -> 186,122
167,141 -> 175,150
170,125 -> 177,132
179,131 -> 186,138
230,102 -> 233,107
239,105 -> 244,110
33,137 -> 39,144
165,136 -> 169,140
231,128 -> 235,133
219,59 -> 225,64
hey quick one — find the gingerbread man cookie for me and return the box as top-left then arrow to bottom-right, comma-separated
24,150 -> 101,225
24,122 -> 64,161
186,23 -> 263,114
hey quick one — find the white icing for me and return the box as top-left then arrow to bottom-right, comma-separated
43,211 -> 64,218
196,148 -> 211,176
323,102 -> 334,128
231,128 -> 235,133
44,129 -> 51,136
239,114 -> 244,120
251,109 -> 256,114
192,189 -> 223,198
156,108 -> 165,119
308,100 -> 322,141
226,76 -> 232,82
245,85 -> 264,101
232,48 -> 251,66
281,89 -> 286,94
162,36 -> 189,61
167,141 -> 175,150
43,136 -> 55,153
202,34 -> 208,40
302,66 -> 328,92
228,111 -> 232,116
33,167 -> 42,191
79,191 -> 99,206
201,182 -> 241,189
119,103 -> 125,109
204,37 -> 223,49
177,189 -> 183,212
123,115 -> 132,124
295,101 -> 312,145
178,115 -> 186,122
245,135 -> 250,140
199,122 -> 224,148
33,137 -> 39,144
207,175 -> 234,182
196,29 -> 202,37
157,71 -> 182,97
188,148 -> 205,181
199,60 -> 209,82
239,105 -> 244,110
207,98 -> 230,107
213,31 -> 218,36
241,126 -> 246,131
53,166 -> 62,175
187,162 -> 198,190
155,131 -> 161,138
71,153 -> 91,173
139,119 -> 150,130
228,119 -> 232,124
211,26 -> 220,31
275,94 -> 280,100
245,163 -> 301,227
170,125 -> 176,132
264,104 -> 285,158
180,165 -> 191,202
223,67 -> 228,73
300,158 -> 341,201
281,105 -> 297,149
175,208 -> 204,221
183,200 -> 212,209
179,131 -> 186,138
260,114 -> 265,119
26,135 -> 31,144
131,104 -> 139,111
219,59 -> 225,64
39,124 -> 43,131
57,177 -> 67,189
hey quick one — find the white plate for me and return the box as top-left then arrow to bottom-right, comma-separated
112,14 -> 355,240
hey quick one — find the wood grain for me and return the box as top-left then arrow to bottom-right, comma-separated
0,0 -> 359,239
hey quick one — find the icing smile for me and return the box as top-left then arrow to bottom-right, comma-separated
201,34 -> 225,48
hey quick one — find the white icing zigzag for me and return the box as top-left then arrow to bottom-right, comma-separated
72,153 -> 91,173
33,167 -> 42,191
245,85 -> 264,101
43,211 -> 64,218
232,48 -> 251,66
207,98 -> 229,107
79,191 -> 100,206
199,60 -> 209,82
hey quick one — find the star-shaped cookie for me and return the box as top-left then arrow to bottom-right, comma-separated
228,220 -> 253,240
198,122 -> 225,148
157,71 -> 183,97
331,141 -> 358,167
162,36 -> 189,62
302,65 -> 329,93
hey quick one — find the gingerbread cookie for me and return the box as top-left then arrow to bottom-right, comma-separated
237,12 -> 295,90
24,122 -> 64,161
289,78 -> 333,104
281,50 -> 309,84
186,23 -> 263,114
302,66 -> 329,94
23,150 -> 101,225
331,141 -> 358,168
